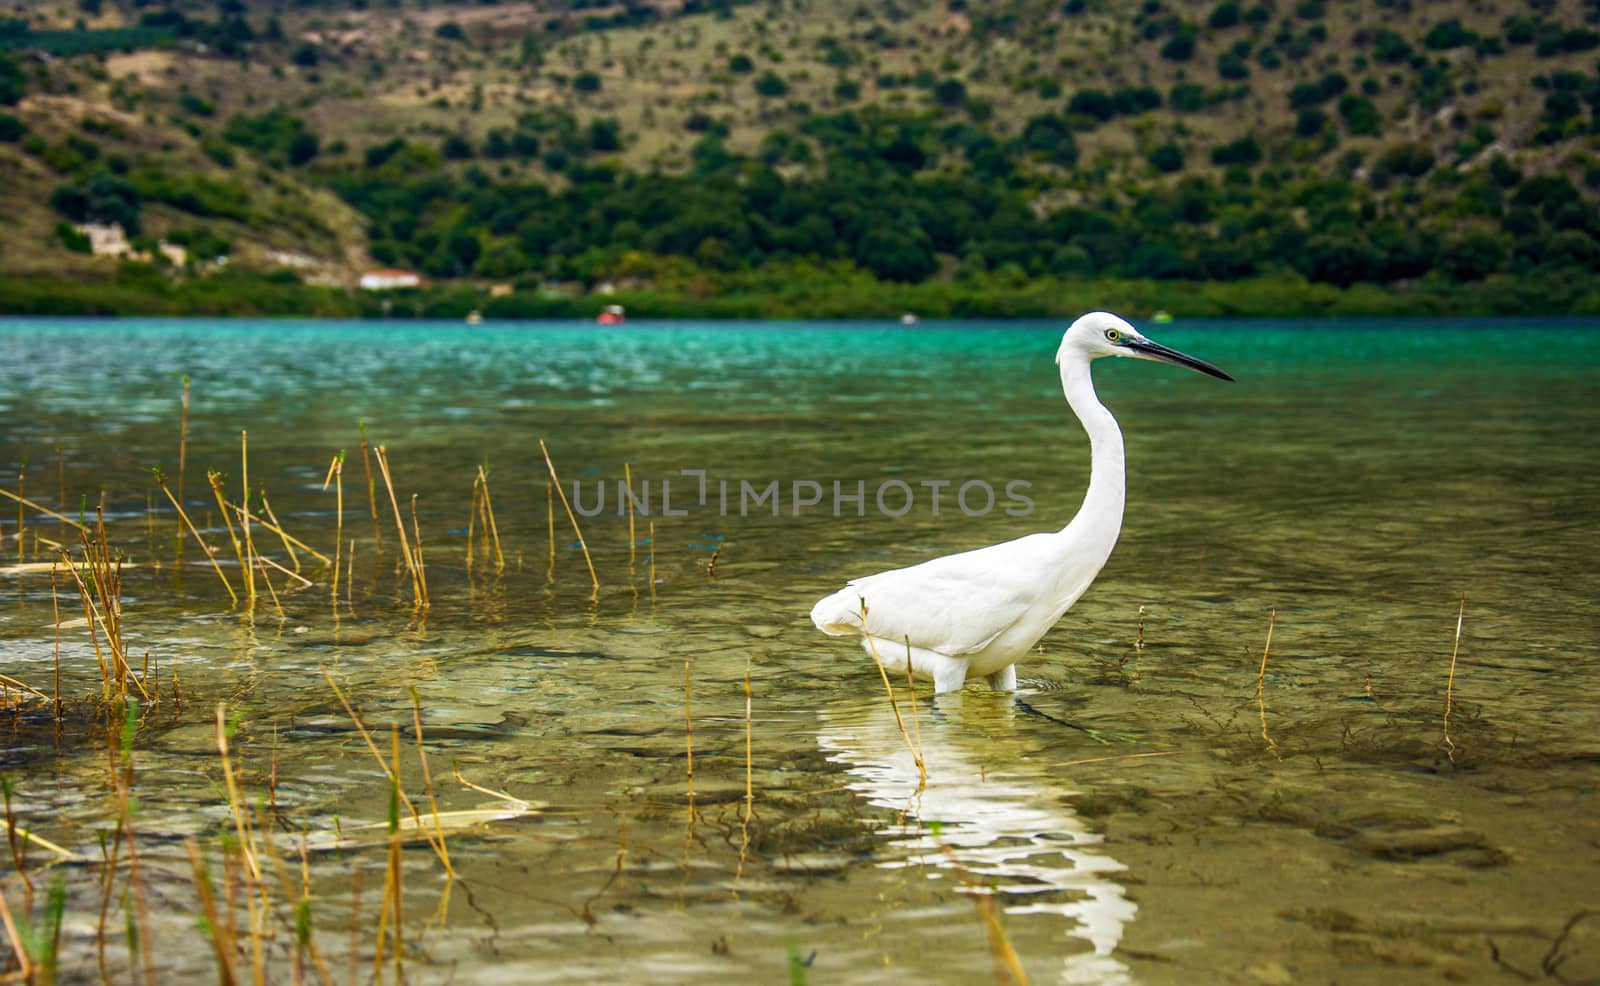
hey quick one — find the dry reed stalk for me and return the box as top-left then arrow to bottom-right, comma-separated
114,702 -> 158,986
207,470 -> 248,577
408,688 -> 455,879
736,665 -> 754,881
387,726 -> 406,979
1256,610 -> 1279,759
216,504 -> 331,566
683,660 -> 695,813
902,639 -> 925,773
59,552 -> 112,700
0,886 -> 32,981
184,839 -> 240,986
1443,594 -> 1465,765
240,432 -> 258,604
255,556 -> 285,617
322,453 -> 344,603
409,494 -> 429,608
2,777 -> 34,896
159,477 -> 236,604
256,831 -> 336,986
372,446 -> 424,608
1045,748 -> 1219,769
466,475 -> 479,571
358,422 -> 382,554
859,601 -> 925,783
477,465 -> 504,573
0,672 -> 47,704
448,765 -> 525,806
318,668 -> 451,869
0,488 -> 88,535
937,836 -> 1029,986
258,555 -> 313,588
94,819 -> 124,982
345,539 -> 354,607
647,521 -> 655,597
52,563 -> 62,721
260,492 -> 300,574
744,666 -> 754,822
539,441 -> 598,589
216,704 -> 263,887
544,482 -> 555,571
1135,604 -> 1145,654
177,375 -> 189,502
624,462 -> 636,567
346,868 -> 361,986
14,456 -> 23,560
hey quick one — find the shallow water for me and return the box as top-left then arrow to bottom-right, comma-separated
1,316 -> 1597,983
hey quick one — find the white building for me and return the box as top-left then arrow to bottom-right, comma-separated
359,269 -> 423,291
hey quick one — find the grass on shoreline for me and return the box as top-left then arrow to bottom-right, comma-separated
4,265 -> 1600,321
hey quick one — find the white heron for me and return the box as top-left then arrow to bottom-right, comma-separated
809,311 -> 1233,694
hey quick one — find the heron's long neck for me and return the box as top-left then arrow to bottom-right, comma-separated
1057,354 -> 1125,562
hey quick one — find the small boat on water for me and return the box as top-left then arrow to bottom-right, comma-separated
900,312 -> 919,325
1152,310 -> 1173,324
597,304 -> 626,325
465,310 -> 483,324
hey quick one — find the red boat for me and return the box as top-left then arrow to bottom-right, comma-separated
597,304 -> 626,325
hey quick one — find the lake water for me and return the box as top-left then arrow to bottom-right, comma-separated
1,316 -> 1597,984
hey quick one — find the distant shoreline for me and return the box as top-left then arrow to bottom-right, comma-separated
2,269 -> 1596,320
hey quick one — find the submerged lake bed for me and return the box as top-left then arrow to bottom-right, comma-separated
0,316 -> 1597,984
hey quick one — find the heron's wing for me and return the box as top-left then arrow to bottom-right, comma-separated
810,534 -> 1057,657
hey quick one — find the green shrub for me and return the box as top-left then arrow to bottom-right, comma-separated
755,71 -> 789,98
1148,142 -> 1184,172
1423,19 -> 1478,51
1211,134 -> 1262,166
1218,53 -> 1250,80
178,92 -> 215,117
55,222 -> 92,253
1338,95 -> 1380,135
1208,2 -> 1241,29
0,51 -> 22,106
1068,88 -> 1116,120
1160,31 -> 1196,62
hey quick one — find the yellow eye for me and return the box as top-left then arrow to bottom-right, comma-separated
1105,328 -> 1121,342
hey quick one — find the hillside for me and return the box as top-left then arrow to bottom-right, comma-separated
4,0 -> 1600,315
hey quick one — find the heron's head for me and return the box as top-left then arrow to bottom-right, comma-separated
1056,311 -> 1234,381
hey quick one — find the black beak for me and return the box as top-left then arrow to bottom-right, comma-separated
1124,338 -> 1235,382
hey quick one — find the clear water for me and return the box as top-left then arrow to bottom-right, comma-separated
1,317 -> 1597,983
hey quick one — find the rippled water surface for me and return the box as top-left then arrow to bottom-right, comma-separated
1,316 -> 1598,984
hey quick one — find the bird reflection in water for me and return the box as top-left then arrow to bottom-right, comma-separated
817,694 -> 1137,985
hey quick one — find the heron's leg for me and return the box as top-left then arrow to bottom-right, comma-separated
923,652 -> 968,694
985,664 -> 1017,692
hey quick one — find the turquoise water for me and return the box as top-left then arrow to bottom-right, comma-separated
1,317 -> 1597,983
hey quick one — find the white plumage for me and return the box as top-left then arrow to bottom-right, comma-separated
810,311 -> 1233,694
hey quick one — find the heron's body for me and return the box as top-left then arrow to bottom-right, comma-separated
810,312 -> 1231,694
